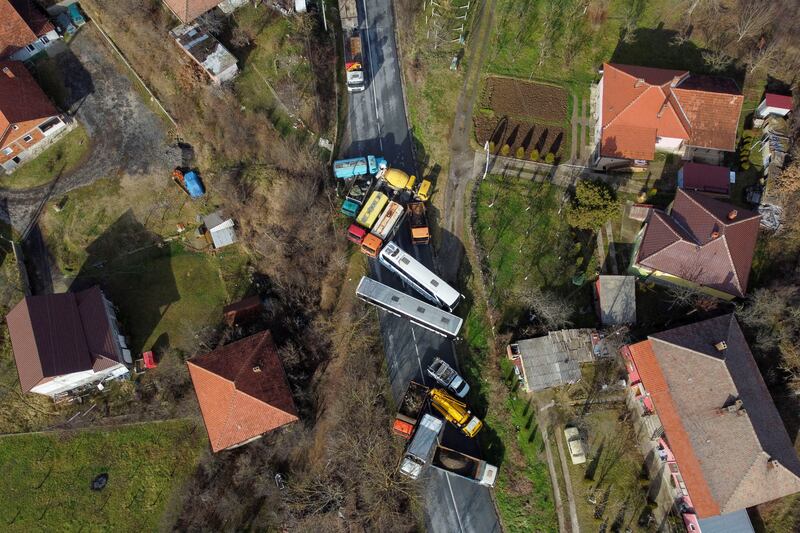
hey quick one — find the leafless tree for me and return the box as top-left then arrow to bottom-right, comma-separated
517,287 -> 575,330
197,12 -> 226,35
701,49 -> 734,72
747,37 -> 781,73
733,0 -> 775,43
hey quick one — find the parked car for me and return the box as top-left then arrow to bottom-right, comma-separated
55,12 -> 76,35
564,426 -> 587,465
67,3 -> 87,26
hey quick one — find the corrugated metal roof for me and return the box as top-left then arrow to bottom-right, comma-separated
516,329 -> 594,391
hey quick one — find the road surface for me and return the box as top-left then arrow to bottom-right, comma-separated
340,0 -> 500,531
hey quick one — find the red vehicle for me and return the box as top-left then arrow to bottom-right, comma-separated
346,223 -> 368,244
393,381 -> 429,439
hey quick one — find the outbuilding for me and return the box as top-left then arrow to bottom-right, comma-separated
202,211 -> 237,249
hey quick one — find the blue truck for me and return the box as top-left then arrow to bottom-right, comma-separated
333,155 -> 385,179
341,173 -> 374,217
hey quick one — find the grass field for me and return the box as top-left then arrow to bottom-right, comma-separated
0,420 -> 206,531
0,126 -> 90,190
474,175 -> 596,326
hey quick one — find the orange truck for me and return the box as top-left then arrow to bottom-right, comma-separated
361,200 -> 404,257
408,201 -> 430,245
393,381 -> 429,439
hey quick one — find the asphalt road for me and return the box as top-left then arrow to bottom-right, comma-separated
340,0 -> 500,531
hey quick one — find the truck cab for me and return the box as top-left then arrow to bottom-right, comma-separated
398,414 -> 444,479
346,223 -> 368,244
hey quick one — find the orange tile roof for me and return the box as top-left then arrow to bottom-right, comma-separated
187,331 -> 298,453
629,339 -> 721,517
162,0 -> 221,23
600,63 -> 743,160
0,61 -> 59,150
0,0 -> 37,59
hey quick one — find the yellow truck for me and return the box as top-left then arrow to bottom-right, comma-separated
429,388 -> 483,437
380,168 -> 417,191
355,191 -> 389,229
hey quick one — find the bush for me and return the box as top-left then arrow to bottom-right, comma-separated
500,144 -> 510,156
545,152 -> 555,164
647,187 -> 658,198
515,146 -> 525,159
741,162 -> 751,170
529,148 -> 539,161
565,179 -> 619,230
488,141 -> 495,152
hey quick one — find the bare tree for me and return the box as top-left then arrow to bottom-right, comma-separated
747,36 -> 781,73
517,287 -> 575,330
197,12 -> 226,35
734,0 -> 774,43
701,49 -> 734,72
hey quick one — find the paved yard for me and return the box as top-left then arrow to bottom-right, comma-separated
0,24 -> 178,231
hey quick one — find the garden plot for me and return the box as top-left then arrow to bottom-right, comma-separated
474,115 -> 566,159
481,77 -> 568,123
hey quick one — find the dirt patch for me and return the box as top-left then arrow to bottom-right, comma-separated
474,114 -> 566,158
482,77 -> 568,122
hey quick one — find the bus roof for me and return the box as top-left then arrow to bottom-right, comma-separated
379,242 -> 462,309
356,191 -> 389,229
355,276 -> 463,337
372,201 -> 404,239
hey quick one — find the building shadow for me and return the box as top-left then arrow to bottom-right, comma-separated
68,209 -> 179,353
32,47 -> 95,113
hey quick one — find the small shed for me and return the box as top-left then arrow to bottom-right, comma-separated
595,275 -> 636,325
171,23 -> 238,84
755,93 -> 793,119
510,329 -> 595,392
203,211 -> 237,249
223,295 -> 263,326
677,162 -> 732,196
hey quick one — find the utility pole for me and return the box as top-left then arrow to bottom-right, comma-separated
321,0 -> 328,32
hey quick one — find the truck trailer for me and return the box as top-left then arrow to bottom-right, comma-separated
339,0 -> 366,92
427,357 -> 469,398
362,201 -> 404,257
431,445 -> 498,487
429,388 -> 483,437
393,381 -> 429,438
408,201 -> 430,244
398,414 -> 443,480
348,191 -> 388,244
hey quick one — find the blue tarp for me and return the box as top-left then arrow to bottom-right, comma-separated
183,171 -> 205,198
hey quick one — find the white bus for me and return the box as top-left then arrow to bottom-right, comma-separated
378,241 -> 463,311
356,277 -> 463,337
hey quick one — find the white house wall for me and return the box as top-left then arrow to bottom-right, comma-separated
9,30 -> 60,62
30,364 -> 129,397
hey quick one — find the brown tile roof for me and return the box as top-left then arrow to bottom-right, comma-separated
635,189 -> 760,297
631,315 -> 800,517
0,61 -> 59,150
680,162 -> 730,194
9,0 -> 54,38
5,287 -> 121,392
600,63 -> 743,160
0,0 -> 37,59
162,0 -> 220,23
187,331 -> 298,452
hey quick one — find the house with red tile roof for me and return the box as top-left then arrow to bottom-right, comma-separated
592,63 -> 743,170
677,162 -> 732,196
621,315 -> 800,529
0,0 -> 60,61
5,287 -> 131,398
0,60 -> 67,173
630,189 -> 760,300
161,0 -> 248,24
187,331 -> 298,452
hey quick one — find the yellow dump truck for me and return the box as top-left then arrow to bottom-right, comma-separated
429,388 -> 483,437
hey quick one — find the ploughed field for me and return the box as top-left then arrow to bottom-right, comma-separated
475,77 -> 569,158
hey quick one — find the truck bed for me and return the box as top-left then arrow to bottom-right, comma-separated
347,174 -> 372,203
432,445 -> 480,478
408,202 -> 427,227
397,381 -> 428,422
429,359 -> 457,384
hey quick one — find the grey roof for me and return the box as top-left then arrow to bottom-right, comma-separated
203,211 -> 237,249
648,314 -> 800,514
697,510 -> 754,533
516,329 -> 594,391
597,275 -> 636,325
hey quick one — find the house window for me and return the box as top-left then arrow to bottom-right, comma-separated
2,147 -> 13,156
40,36 -> 50,45
26,44 -> 36,53
11,124 -> 18,131
23,135 -> 33,143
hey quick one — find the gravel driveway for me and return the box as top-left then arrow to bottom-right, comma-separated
0,25 -> 179,231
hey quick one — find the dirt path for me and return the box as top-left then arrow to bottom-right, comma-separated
570,93 -> 579,163
439,0 -> 496,283
541,422 -> 567,532
555,427 -> 581,533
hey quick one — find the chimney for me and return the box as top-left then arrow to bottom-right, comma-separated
252,365 -> 261,373
714,341 -> 728,352
634,78 -> 645,88
2,66 -> 14,79
710,231 -> 720,239
728,210 -> 738,220
768,458 -> 779,469
671,76 -> 681,87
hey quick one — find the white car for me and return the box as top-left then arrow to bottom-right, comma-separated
564,426 -> 587,465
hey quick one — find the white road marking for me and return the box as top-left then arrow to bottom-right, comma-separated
411,327 -> 426,385
361,0 -> 383,151
445,472 -> 466,533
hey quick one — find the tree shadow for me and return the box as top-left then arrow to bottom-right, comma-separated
610,26 -> 744,87
69,210 -> 179,353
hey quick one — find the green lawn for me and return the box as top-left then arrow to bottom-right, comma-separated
0,420 -> 206,532
475,175 -> 595,325
0,126 -> 90,190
